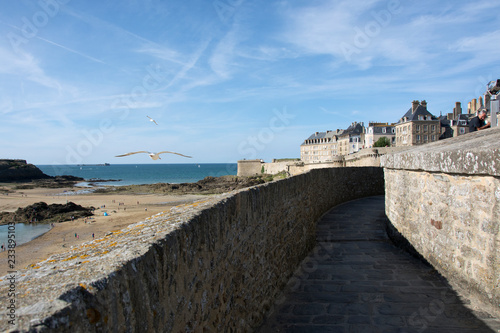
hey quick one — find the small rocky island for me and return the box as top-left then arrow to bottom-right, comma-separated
0,159 -> 83,187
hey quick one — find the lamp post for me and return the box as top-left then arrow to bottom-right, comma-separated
486,80 -> 500,128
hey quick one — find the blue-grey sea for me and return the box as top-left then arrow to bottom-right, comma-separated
0,163 -> 237,247
37,163 -> 238,186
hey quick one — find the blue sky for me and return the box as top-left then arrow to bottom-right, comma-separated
1,0 -> 499,164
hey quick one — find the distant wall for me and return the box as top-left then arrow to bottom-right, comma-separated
236,159 -> 263,176
382,128 -> 500,318
0,167 -> 384,332
238,148 -> 411,177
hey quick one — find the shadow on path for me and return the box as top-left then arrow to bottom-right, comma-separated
258,196 -> 500,333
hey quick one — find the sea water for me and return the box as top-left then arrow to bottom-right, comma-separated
37,163 -> 237,186
0,223 -> 52,248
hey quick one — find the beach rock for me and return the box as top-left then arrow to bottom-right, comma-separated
0,201 -> 94,225
0,159 -> 51,182
0,159 -> 84,187
97,174 -> 281,195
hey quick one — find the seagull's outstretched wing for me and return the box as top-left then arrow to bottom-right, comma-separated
147,116 -> 158,125
115,151 -> 150,157
157,151 -> 192,158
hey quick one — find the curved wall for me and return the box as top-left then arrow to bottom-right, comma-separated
382,128 -> 500,318
0,167 -> 383,332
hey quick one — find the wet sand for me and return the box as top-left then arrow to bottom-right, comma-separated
0,185 -> 207,276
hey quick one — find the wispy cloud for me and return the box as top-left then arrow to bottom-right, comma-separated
0,46 -> 62,92
209,28 -> 240,79
36,36 -> 106,65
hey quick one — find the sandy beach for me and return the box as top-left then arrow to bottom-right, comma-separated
0,184 -> 207,276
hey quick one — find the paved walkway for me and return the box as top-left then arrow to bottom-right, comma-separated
258,196 -> 500,333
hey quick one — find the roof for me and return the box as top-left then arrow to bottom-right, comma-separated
369,126 -> 394,135
301,130 -> 343,145
339,122 -> 364,138
398,105 -> 438,123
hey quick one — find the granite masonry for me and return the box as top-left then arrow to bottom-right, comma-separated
382,127 -> 500,318
0,167 -> 383,332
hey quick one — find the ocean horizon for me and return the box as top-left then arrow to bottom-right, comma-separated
37,163 -> 238,186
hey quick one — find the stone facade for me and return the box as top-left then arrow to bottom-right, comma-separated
0,167 -> 384,332
300,130 -> 342,163
382,127 -> 500,318
337,122 -> 365,156
395,100 -> 440,147
364,122 -> 396,148
236,159 -> 263,176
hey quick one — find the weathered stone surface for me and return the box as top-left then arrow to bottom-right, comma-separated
0,167 -> 383,332
383,128 -> 500,318
381,127 -> 500,176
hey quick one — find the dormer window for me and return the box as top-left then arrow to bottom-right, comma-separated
418,115 -> 424,120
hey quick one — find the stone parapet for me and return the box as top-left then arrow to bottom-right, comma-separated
0,167 -> 384,332
382,128 -> 500,176
381,127 -> 500,318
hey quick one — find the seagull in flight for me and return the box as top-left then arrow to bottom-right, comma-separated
146,116 -> 158,125
115,151 -> 192,160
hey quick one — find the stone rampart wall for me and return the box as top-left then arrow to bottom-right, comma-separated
236,159 -> 262,176
381,128 -> 500,318
0,167 -> 384,332
238,148 -> 412,177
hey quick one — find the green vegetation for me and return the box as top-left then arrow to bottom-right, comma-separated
373,137 -> 391,147
261,165 -> 265,174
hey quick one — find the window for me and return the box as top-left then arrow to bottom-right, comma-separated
382,128 -> 386,133
431,135 -> 436,141
418,115 -> 424,120
416,135 -> 420,142
431,125 -> 436,132
424,125 -> 428,132
392,128 -> 395,133
424,135 -> 428,142
416,125 -> 420,132
459,128 -> 466,134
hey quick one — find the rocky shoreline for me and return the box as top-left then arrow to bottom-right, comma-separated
93,174 -> 286,195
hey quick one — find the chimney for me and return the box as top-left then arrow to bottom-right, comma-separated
453,102 -> 462,119
420,100 -> 427,109
412,100 -> 420,113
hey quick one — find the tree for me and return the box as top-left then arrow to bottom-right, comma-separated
373,136 -> 391,147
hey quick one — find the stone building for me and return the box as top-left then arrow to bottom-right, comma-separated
440,101 -> 470,139
300,129 -> 343,163
337,122 -> 365,155
395,100 -> 440,147
364,122 -> 395,148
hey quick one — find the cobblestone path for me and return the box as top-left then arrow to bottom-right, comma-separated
258,196 -> 500,333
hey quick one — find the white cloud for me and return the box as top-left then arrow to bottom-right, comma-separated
209,28 -> 241,79
0,46 -> 62,91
